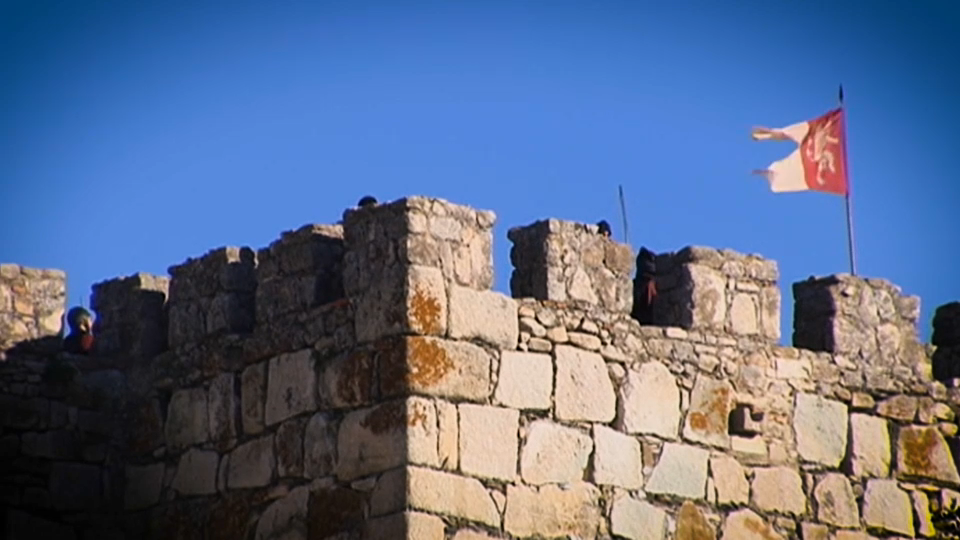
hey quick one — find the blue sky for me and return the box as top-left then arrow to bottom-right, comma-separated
1,0 -> 957,343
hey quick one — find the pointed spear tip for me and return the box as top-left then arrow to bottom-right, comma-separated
839,84 -> 844,103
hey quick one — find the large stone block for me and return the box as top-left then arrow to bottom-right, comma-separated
751,466 -> 806,516
264,348 -> 318,426
503,483 -> 602,538
610,497 -> 667,540
618,361 -> 681,439
862,479 -> 914,536
720,509 -> 782,540
407,466 -> 501,528
793,392 -> 848,467
459,404 -> 518,482
593,425 -> 643,489
165,387 -> 210,450
172,448 -> 219,495
336,398 -> 439,481
520,420 -> 592,485
554,345 -> 616,422
448,286 -> 518,348
494,350 -> 553,410
227,434 -> 275,489
379,336 -> 491,402
895,425 -> 960,485
849,413 -> 890,477
351,264 -> 448,344
682,376 -> 734,448
645,443 -> 709,500
508,219 -> 634,314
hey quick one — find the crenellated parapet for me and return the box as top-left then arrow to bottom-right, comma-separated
1,193 -> 959,540
0,264 -> 66,353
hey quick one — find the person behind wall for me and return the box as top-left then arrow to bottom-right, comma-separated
62,306 -> 95,355
633,247 -> 658,324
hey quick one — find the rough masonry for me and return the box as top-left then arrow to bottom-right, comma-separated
1,195 -> 958,540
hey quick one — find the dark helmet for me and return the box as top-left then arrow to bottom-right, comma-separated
596,220 -> 612,237
357,195 -> 378,208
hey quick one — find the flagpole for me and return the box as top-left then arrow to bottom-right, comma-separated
839,84 -> 858,276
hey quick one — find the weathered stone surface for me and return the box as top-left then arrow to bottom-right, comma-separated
504,483 -> 602,538
265,349 -> 317,426
451,530 -> 499,540
862,479 -> 914,536
165,387 -> 210,450
380,336 -> 492,402
337,398 -> 439,481
610,497 -> 667,540
436,400 -> 459,471
125,463 -> 165,510
813,473 -> 859,528
493,351 -> 552,410
794,392 -> 848,467
554,345 -> 616,422
241,361 -> 266,435
685,264 -> 727,330
683,376 -> 733,448
363,511 -> 446,540
912,489 -> 936,537
172,448 -> 219,495
721,509 -> 783,540
896,425 -> 960,485
593,425 -> 643,489
619,361 -> 681,439
645,443 -> 709,500
318,349 -> 375,409
751,466 -> 806,516
675,501 -> 716,540
729,293 -> 758,335
208,372 -> 237,445
228,434 -> 275,488
448,286 -> 519,349
303,412 -> 337,478
276,417 -> 305,478
709,456 -> 748,505
254,485 -> 309,540
520,420 -> 592,485
877,395 -> 918,422
459,404 -> 518,482
799,522 -> 829,540
849,413 -> 891,478
407,466 -> 500,528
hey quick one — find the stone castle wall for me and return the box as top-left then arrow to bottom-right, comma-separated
1,195 -> 958,540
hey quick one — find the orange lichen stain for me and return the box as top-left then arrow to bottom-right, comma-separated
689,385 -> 731,434
675,501 -> 716,540
409,285 -> 442,335
902,427 -> 938,473
689,412 -> 709,431
360,401 -> 404,435
408,401 -> 429,429
407,337 -> 453,388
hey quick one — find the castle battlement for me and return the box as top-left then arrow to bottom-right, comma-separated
1,195 -> 958,539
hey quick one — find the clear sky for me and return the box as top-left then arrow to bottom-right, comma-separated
1,0 -> 957,344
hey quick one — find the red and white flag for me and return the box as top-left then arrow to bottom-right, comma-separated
751,108 -> 849,195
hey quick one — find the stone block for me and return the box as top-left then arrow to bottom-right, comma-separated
554,345 -> 616,422
709,456 -> 748,506
336,398 -> 439,481
303,412 -> 337,479
352,264 -> 448,344
276,417 -> 305,478
165,387 -> 210,450
241,362 -> 266,435
362,511 -> 446,540
503,483 -> 602,538
436,400 -> 459,471
172,448 -> 219,495
593,425 -> 643,489
255,486 -> 309,539
675,501 -> 716,540
207,372 -> 237,446
862,479 -> 914,536
508,218 -> 634,313
90,272 -> 169,359
520,420 -> 592,485
645,442 -> 709,500
618,361 -> 681,439
264,348 -> 317,426
682,376 -> 734,448
610,497 -> 667,540
227,434 -> 275,489
751,466 -> 806,516
407,466 -> 500,528
721,509 -> 783,540
849,413 -> 890,477
813,473 -> 859,528
459,404 -> 518,482
793,392 -> 848,467
448,286 -> 518,348
255,224 -> 345,323
895,425 -> 960,485
379,336 -> 491,402
493,350 -> 553,410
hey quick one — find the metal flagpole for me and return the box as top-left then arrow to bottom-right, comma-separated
618,184 -> 630,247
839,85 -> 858,275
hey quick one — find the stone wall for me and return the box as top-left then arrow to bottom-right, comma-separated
1,194 -> 958,540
